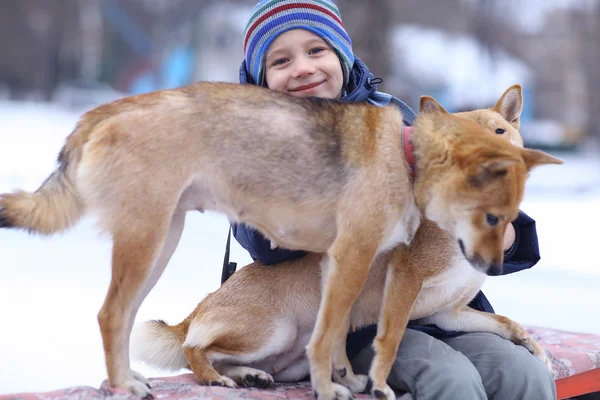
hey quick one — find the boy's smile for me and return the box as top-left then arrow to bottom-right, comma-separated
265,29 -> 344,99
289,80 -> 327,94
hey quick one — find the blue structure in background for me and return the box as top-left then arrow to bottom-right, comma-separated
162,46 -> 195,89
520,84 -> 535,124
103,1 -> 195,94
104,2 -> 153,57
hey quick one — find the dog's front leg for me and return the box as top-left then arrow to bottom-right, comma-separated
307,239 -> 379,400
423,307 -> 552,372
368,252 -> 423,400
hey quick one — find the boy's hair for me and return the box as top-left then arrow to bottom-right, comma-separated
243,0 -> 354,87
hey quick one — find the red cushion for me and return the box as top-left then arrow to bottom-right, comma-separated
525,326 -> 600,379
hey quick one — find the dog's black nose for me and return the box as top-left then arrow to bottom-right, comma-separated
486,264 -> 503,276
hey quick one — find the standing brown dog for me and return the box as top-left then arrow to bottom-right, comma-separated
132,85 -> 554,398
0,82 -> 560,399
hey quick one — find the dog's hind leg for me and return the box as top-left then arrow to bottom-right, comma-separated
331,316 -> 368,393
307,237 -> 380,400
184,317 -> 298,387
99,211 -> 186,397
184,346 -> 237,388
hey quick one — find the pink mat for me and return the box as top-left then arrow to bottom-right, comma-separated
525,326 -> 600,380
3,326 -> 599,399
3,376 -> 322,400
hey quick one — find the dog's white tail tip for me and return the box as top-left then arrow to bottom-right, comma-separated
130,320 -> 188,372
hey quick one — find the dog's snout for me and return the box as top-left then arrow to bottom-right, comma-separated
486,263 -> 503,276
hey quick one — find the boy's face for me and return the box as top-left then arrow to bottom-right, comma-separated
264,29 -> 344,99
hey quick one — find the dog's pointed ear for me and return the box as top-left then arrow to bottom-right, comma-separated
468,156 -> 520,188
420,96 -> 449,114
520,148 -> 564,171
493,84 -> 523,129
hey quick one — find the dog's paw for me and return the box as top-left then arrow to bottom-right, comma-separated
536,349 -> 554,374
509,324 -> 532,347
514,332 -> 552,374
209,376 -> 237,388
314,382 -> 354,400
342,373 -> 369,393
122,369 -> 152,397
511,329 -> 553,373
242,371 -> 274,388
372,383 -> 395,400
220,366 -> 274,388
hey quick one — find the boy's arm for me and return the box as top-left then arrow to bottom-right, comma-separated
231,222 -> 307,265
501,210 -> 541,275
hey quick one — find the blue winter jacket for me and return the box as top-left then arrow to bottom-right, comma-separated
232,57 -> 541,360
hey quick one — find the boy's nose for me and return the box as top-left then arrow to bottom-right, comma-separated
292,57 -> 317,78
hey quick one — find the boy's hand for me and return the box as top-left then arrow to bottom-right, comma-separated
503,223 -> 516,252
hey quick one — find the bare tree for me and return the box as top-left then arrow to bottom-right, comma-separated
0,0 -> 80,100
581,9 -> 600,139
337,0 -> 394,82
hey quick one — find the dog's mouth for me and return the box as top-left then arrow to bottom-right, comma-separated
458,239 -> 503,276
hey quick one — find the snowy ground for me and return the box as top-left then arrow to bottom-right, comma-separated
0,100 -> 599,394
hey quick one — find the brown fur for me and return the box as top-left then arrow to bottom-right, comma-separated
0,82 -> 561,399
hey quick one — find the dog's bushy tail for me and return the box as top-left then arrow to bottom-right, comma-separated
0,113 -> 102,235
130,320 -> 188,372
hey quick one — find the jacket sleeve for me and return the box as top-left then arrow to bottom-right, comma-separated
231,222 -> 307,266
501,210 -> 541,275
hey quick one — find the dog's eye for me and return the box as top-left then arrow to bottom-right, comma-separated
486,214 -> 499,226
495,128 -> 505,134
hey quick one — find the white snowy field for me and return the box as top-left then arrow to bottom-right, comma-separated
0,100 -> 599,395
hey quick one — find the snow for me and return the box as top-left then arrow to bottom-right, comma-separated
499,0 -> 599,35
0,100 -> 598,394
392,25 -> 533,109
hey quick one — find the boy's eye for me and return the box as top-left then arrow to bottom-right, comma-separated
271,58 -> 288,66
309,47 -> 326,55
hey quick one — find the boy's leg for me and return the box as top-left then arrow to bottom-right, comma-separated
350,329 -> 486,400
442,332 -> 556,400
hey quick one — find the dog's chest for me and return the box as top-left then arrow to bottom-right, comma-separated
379,198 -> 421,252
411,257 -> 486,320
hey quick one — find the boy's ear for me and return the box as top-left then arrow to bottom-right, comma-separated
493,84 -> 523,130
420,96 -> 449,114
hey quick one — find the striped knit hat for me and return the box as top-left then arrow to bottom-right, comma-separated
243,0 -> 354,87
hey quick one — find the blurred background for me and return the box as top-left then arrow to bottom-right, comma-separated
1,0 -> 600,149
1,0 -> 599,395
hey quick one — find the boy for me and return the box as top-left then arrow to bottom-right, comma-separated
232,1 -> 555,398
